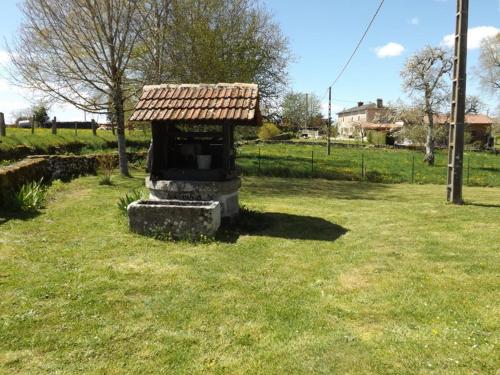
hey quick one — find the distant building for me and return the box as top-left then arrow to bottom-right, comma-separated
431,114 -> 494,144
337,99 -> 386,137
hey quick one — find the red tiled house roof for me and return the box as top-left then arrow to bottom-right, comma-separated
431,114 -> 494,125
129,83 -> 261,125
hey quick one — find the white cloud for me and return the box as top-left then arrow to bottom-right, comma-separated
442,26 -> 500,50
375,42 -> 405,58
409,17 -> 419,26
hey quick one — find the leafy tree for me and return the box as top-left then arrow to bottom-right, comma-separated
281,92 -> 322,130
8,0 -> 148,176
401,46 -> 452,165
32,104 -> 49,127
133,0 -> 291,109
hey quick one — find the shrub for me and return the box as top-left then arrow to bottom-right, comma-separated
117,189 -> 144,215
258,123 -> 281,140
367,130 -> 387,145
2,179 -> 48,212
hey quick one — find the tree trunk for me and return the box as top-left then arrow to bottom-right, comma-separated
113,85 -> 129,176
424,94 -> 435,165
424,111 -> 435,165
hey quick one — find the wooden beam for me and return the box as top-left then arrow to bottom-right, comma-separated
173,132 -> 223,139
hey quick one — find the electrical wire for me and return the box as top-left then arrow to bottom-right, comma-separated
319,0 -> 385,102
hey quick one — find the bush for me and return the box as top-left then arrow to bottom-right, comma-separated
367,131 -> 387,145
258,123 -> 281,140
117,189 -> 144,215
270,132 -> 294,141
2,179 -> 48,212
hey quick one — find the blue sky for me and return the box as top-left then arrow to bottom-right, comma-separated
0,0 -> 499,122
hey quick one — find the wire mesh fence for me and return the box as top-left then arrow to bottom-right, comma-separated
236,143 -> 500,187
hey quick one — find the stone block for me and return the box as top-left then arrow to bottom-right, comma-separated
146,177 -> 240,218
127,199 -> 221,239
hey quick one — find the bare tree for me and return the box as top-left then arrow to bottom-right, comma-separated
465,95 -> 485,115
281,92 -> 321,131
476,32 -> 500,96
401,46 -> 452,165
8,0 -> 147,176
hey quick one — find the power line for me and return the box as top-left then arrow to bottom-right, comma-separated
326,0 -> 385,92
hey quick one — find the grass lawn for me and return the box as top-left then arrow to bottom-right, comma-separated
237,142 -> 500,187
0,128 -> 150,158
0,173 -> 499,373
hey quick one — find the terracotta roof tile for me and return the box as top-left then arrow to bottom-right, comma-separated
130,83 -> 260,124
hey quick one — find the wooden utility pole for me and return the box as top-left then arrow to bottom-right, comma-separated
0,112 -> 6,137
305,93 -> 309,129
446,0 -> 468,204
327,87 -> 332,155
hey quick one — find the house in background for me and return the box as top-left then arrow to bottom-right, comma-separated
432,114 -> 494,144
337,99 -> 386,137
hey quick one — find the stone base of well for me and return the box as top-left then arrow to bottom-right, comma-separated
146,177 -> 240,218
128,199 -> 221,239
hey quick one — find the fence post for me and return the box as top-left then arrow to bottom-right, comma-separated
31,115 -> 35,134
411,154 -> 415,184
74,122 -> 78,136
51,116 -> 57,135
466,156 -> 470,185
361,153 -> 364,179
311,150 -> 314,176
91,119 -> 97,136
0,112 -> 5,137
258,147 -> 261,175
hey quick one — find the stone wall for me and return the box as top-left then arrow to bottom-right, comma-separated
0,152 -> 146,197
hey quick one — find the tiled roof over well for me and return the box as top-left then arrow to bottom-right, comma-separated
129,83 -> 260,124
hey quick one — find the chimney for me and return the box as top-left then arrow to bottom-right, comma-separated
357,101 -> 364,107
377,98 -> 383,108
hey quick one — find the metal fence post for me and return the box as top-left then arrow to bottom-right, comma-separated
467,156 -> 470,185
361,153 -> 364,179
411,154 -> 415,184
74,122 -> 78,136
258,147 -> 261,175
31,115 -> 35,134
311,149 -> 314,176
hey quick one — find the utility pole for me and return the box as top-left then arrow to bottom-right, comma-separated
327,87 -> 332,155
446,0 -> 468,204
305,93 -> 309,130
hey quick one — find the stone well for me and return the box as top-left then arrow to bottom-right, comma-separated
128,199 -> 221,239
146,177 -> 240,218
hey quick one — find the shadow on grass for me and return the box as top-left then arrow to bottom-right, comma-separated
242,177 -> 390,201
217,209 -> 348,243
464,202 -> 500,209
0,210 -> 40,226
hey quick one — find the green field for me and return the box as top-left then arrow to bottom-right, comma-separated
0,128 -> 150,159
1,172 -> 499,373
237,142 -> 500,187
